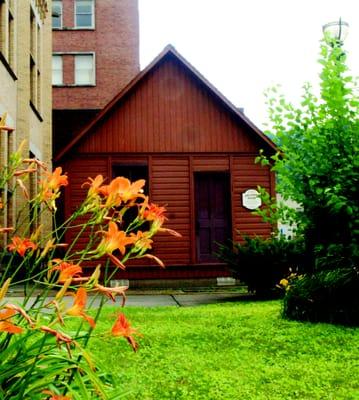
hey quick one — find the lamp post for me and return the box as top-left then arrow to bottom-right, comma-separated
322,18 -> 349,45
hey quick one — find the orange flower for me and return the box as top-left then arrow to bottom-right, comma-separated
0,309 -> 23,334
7,236 -> 37,257
44,167 -> 68,190
23,157 -> 47,171
13,168 -> 37,176
49,259 -> 83,283
97,221 -> 135,256
39,167 -> 68,205
143,202 -> 167,224
40,326 -> 73,346
82,174 -> 105,197
94,283 -> 128,306
111,313 -> 141,352
42,390 -> 72,400
66,288 -> 95,328
5,304 -> 35,328
130,230 -> 153,252
0,227 -> 14,234
99,177 -> 145,207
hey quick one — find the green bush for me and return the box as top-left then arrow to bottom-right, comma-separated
216,235 -> 305,297
282,267 -> 359,325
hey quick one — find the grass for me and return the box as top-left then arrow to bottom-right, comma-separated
88,301 -> 359,399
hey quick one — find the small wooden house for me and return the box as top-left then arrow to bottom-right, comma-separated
55,46 -> 276,283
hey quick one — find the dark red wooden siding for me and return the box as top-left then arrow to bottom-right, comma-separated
75,57 -> 261,154
232,155 -> 272,242
60,55 -> 275,278
150,156 -> 191,265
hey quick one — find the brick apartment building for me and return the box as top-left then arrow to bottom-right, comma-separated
0,0 -> 52,237
52,0 -> 140,154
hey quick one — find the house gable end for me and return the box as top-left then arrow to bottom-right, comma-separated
75,55 -> 265,154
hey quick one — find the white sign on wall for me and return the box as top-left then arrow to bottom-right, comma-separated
242,189 -> 262,210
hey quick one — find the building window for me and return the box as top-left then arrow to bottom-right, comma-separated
75,54 -> 95,85
0,0 -> 15,71
52,0 -> 62,29
75,0 -> 94,28
52,55 -> 63,85
7,7 -> 14,67
29,5 -> 42,114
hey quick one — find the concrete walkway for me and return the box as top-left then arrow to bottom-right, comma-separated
6,292 -> 252,308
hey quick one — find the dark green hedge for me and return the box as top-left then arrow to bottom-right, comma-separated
216,235 -> 305,297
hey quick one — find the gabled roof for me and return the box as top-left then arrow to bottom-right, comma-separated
54,45 -> 276,162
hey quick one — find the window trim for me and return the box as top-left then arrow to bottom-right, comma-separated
52,0 -> 63,30
74,0 -> 95,30
74,52 -> 96,86
52,54 -> 63,86
52,52 -> 96,87
0,51 -> 17,80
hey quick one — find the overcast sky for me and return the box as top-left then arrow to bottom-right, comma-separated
139,0 -> 359,129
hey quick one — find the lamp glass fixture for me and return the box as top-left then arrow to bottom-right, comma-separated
322,19 -> 349,42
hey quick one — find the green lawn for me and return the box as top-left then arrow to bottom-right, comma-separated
89,301 -> 359,400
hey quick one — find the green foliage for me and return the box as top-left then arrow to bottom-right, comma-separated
216,235 -> 305,297
261,38 -> 359,324
282,267 -> 359,326
88,303 -> 359,399
261,40 -> 359,270
252,185 -> 298,233
0,144 -> 175,398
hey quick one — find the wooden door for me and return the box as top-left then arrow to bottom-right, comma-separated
195,173 -> 231,262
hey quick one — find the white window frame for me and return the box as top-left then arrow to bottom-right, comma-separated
52,54 -> 63,85
74,52 -> 95,85
74,0 -> 95,29
52,0 -> 63,29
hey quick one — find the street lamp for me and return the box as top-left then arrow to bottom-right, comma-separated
322,18 -> 349,44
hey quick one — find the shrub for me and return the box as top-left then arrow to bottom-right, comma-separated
0,142 -> 179,398
216,234 -> 305,297
282,267 -> 359,326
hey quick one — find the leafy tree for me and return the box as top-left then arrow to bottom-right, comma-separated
259,37 -> 359,272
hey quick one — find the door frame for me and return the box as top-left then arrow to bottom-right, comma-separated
193,171 -> 232,263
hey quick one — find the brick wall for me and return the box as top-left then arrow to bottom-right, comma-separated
53,0 -> 140,110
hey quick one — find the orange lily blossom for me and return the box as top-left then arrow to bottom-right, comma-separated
7,236 -> 37,257
111,313 -> 141,352
13,168 -> 37,176
81,174 -> 105,197
40,326 -> 73,346
94,283 -> 128,306
97,221 -> 135,256
130,230 -> 153,252
5,304 -> 35,328
39,167 -> 68,202
44,167 -> 68,190
0,309 -> 23,334
99,177 -> 145,207
0,227 -> 14,234
66,288 -> 95,328
49,259 -> 83,283
42,390 -> 72,400
143,202 -> 167,223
